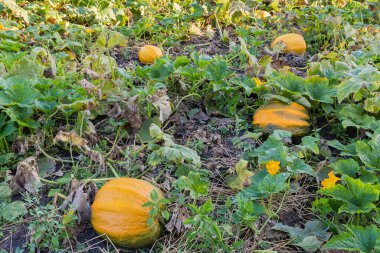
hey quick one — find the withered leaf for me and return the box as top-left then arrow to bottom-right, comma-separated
149,90 -> 172,123
124,95 -> 142,129
10,157 -> 41,194
60,179 -> 97,224
54,131 -> 89,149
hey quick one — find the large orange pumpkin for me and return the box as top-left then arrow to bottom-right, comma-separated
138,45 -> 163,64
271,33 -> 306,54
253,101 -> 310,136
91,178 -> 164,248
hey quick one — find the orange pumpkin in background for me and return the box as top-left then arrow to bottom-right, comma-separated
253,101 -> 310,136
138,45 -> 163,64
271,33 -> 306,54
255,10 -> 271,19
91,178 -> 164,248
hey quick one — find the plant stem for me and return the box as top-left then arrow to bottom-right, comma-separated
37,144 -> 74,163
40,177 -> 61,185
106,162 -> 120,178
257,192 -> 287,235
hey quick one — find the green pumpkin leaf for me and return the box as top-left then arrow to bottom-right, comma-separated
239,169 -> 268,199
321,176 -> 379,214
254,136 -> 288,166
206,59 -> 233,82
0,183 -> 11,201
0,201 -> 27,222
288,158 -> 316,176
304,76 -> 336,103
258,173 -> 290,194
331,159 -> 359,177
0,116 -> 16,139
0,77 -> 42,107
323,225 -> 380,253
271,71 -> 306,94
176,171 -> 209,199
301,136 -> 320,155
148,59 -> 174,81
273,220 -> 330,252
356,135 -> 380,169
337,79 -> 362,103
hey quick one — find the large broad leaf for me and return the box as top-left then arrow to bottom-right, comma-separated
258,173 -> 290,194
0,201 -> 27,222
239,169 -> 268,199
304,76 -> 336,103
175,171 -> 209,199
331,159 -> 359,177
356,135 -> 380,169
288,158 -> 316,176
321,176 -> 379,214
323,225 -> 380,253
337,79 -> 362,103
271,71 -> 306,94
253,136 -> 288,166
206,59 -> 233,82
301,136 -> 320,155
0,113 -> 16,139
0,77 -> 42,107
153,144 -> 201,168
337,104 -> 380,130
0,183 -> 11,200
148,59 -> 174,81
273,220 -> 330,252
337,65 -> 380,103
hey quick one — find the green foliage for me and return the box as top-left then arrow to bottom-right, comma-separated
273,221 -> 331,252
1,0 -> 380,252
323,225 -> 380,253
320,176 -> 380,214
175,171 -> 210,199
143,190 -> 171,227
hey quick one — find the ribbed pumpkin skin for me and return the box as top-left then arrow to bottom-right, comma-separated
253,102 -> 310,136
138,45 -> 163,64
271,34 -> 306,54
91,178 -> 164,248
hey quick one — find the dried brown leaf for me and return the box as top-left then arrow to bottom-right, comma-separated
10,157 -> 41,194
54,131 -> 89,149
60,179 -> 97,224
149,90 -> 172,123
124,95 -> 142,129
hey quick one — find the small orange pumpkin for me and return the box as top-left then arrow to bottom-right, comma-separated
254,10 -> 271,19
91,178 -> 164,248
271,33 -> 306,54
253,101 -> 310,136
138,45 -> 163,64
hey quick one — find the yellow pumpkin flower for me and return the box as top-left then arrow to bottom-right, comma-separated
84,28 -> 95,34
321,171 -> 340,189
266,160 -> 280,176
253,77 -> 264,87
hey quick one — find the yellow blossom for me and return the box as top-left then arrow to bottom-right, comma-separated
321,171 -> 340,189
253,77 -> 263,87
84,28 -> 95,34
266,160 -> 280,176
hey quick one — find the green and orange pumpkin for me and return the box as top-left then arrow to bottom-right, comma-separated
91,178 -> 164,248
253,101 -> 310,136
